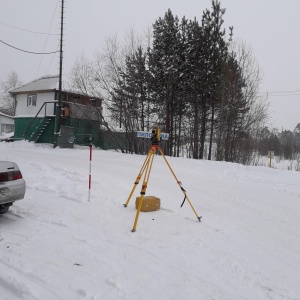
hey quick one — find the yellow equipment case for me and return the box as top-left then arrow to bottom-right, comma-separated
135,196 -> 160,212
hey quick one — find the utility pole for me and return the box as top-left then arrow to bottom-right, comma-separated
54,0 -> 64,148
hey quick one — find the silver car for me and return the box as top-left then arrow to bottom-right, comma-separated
0,161 -> 26,214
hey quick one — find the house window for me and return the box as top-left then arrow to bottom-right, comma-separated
1,124 -> 14,134
27,94 -> 37,106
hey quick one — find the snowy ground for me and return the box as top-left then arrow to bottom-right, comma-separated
0,141 -> 299,300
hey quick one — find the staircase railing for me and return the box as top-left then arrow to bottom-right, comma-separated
29,117 -> 52,142
23,101 -> 57,141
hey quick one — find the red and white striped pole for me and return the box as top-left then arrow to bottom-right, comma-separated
88,137 -> 93,202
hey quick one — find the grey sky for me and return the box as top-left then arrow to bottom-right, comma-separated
1,0 -> 299,130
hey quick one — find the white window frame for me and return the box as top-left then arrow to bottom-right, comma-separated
1,124 -> 14,134
27,94 -> 37,106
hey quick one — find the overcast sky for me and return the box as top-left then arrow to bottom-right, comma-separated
1,0 -> 299,130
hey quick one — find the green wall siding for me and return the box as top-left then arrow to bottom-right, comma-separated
14,117 -> 55,143
61,118 -> 101,147
14,117 -> 127,150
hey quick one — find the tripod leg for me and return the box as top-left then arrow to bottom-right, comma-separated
157,147 -> 202,222
124,150 -> 152,207
132,150 -> 155,232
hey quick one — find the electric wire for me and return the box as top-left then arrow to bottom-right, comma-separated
46,44 -> 60,75
0,39 -> 58,54
267,94 -> 300,97
264,90 -> 300,94
36,0 -> 60,78
0,19 -> 59,35
258,90 -> 300,97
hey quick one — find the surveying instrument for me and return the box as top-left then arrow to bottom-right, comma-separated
124,127 -> 202,232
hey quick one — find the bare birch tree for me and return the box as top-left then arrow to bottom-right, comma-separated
0,71 -> 22,111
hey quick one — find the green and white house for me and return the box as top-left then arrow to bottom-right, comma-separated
10,75 -> 103,147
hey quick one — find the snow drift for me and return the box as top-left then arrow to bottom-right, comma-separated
0,141 -> 299,300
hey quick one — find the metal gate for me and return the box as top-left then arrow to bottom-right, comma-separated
57,126 -> 75,148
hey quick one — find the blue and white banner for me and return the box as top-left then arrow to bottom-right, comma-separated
137,131 -> 169,140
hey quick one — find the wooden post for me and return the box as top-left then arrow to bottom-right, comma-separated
268,151 -> 274,168
88,137 -> 92,202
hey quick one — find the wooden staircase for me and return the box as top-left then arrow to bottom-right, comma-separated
29,117 -> 52,142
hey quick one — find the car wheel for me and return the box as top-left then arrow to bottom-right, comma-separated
0,203 -> 12,214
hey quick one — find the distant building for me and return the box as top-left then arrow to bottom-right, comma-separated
10,75 -> 103,147
0,111 -> 14,136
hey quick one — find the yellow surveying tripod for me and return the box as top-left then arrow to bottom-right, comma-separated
124,128 -> 202,232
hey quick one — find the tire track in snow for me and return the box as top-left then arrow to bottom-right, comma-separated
0,259 -> 63,300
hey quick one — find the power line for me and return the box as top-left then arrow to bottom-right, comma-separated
0,19 -> 59,35
0,39 -> 59,54
258,90 -> 300,97
258,90 -> 300,94
267,93 -> 300,97
46,44 -> 60,74
36,0 -> 60,78
268,90 -> 300,94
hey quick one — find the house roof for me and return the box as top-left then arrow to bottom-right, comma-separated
9,75 -> 101,101
0,108 -> 14,117
9,75 -> 60,94
0,111 -> 14,119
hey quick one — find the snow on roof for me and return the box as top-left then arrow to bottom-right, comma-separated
0,107 -> 14,116
10,75 -> 60,94
0,111 -> 14,119
9,75 -> 101,100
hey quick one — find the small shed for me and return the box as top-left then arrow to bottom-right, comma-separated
0,111 -> 14,136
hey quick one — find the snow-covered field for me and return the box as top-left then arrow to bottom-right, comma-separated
1,141 -> 299,300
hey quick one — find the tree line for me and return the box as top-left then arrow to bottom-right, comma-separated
256,124 -> 300,161
70,1 -> 268,163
